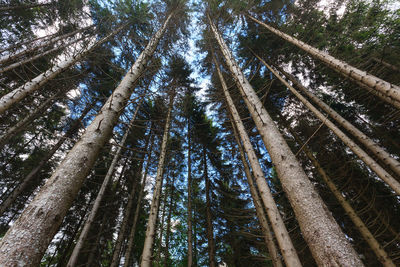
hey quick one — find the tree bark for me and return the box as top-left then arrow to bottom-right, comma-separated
209,15 -> 364,266
0,13 -> 173,266
164,169 -> 176,267
140,92 -> 175,267
287,126 -> 395,267
229,116 -> 283,267
254,55 -> 400,195
214,56 -> 300,267
67,99 -> 143,267
266,59 -> 400,179
203,147 -> 217,267
0,25 -> 94,65
246,14 -> 400,108
0,101 -> 94,217
123,129 -> 154,267
0,22 -> 126,115
372,57 -> 399,72
187,117 -> 193,267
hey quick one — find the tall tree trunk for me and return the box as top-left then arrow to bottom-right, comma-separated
140,92 -> 175,267
156,186 -> 168,265
254,55 -> 400,194
214,56 -> 300,267
0,13 -> 173,266
208,16 -> 364,266
0,90 -> 64,147
164,170 -> 176,267
246,15 -> 400,108
0,25 -> 94,65
0,31 -> 59,54
0,101 -> 94,216
0,2 -> 52,12
67,99 -> 143,267
187,118 -> 193,267
229,116 -> 283,267
286,124 -> 395,267
371,57 -> 399,72
0,35 -> 87,74
0,22 -> 126,115
109,170 -> 140,267
203,147 -> 217,267
123,130 -> 154,267
265,59 -> 400,179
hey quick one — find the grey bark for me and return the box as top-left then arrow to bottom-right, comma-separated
229,114 -> 283,267
209,15 -> 364,266
288,127 -> 395,267
67,100 -> 143,267
214,56 -> 300,267
140,92 -> 175,267
0,101 -> 94,217
123,131 -> 154,267
246,15 -> 400,108
372,57 -> 399,72
0,13 -> 172,266
255,56 -> 400,195
0,25 -> 94,65
0,23 -> 126,115
267,60 -> 400,178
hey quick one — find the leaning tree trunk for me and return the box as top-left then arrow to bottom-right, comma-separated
254,56 -> 400,195
0,30 -> 59,54
0,25 -> 94,65
208,15 -> 364,266
214,57 -> 301,267
0,13 -> 173,266
371,57 -> 399,72
203,147 -> 217,267
266,59 -> 400,178
286,125 -> 396,267
246,14 -> 400,108
0,101 -> 94,217
0,22 -> 126,115
187,118 -> 193,267
123,130 -> 154,267
140,92 -> 175,267
0,89 -> 64,147
67,100 -> 143,267
229,116 -> 283,267
0,35 -> 87,74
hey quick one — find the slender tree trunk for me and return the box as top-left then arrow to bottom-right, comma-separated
209,16 -> 364,266
156,187 -> 168,265
0,101 -> 94,217
187,118 -> 193,267
68,100 -> 143,267
229,117 -> 283,267
109,170 -> 140,267
123,131 -> 155,267
287,125 -> 395,267
265,59 -> 400,179
0,90 -> 64,147
0,35 -> 87,74
164,171 -> 176,267
0,22 -> 126,115
246,14 -> 400,108
0,13 -> 173,266
0,2 -> 52,12
141,92 -> 175,267
0,31 -> 59,54
0,25 -> 94,65
203,147 -> 216,267
214,56 -> 300,267
255,56 -> 400,194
